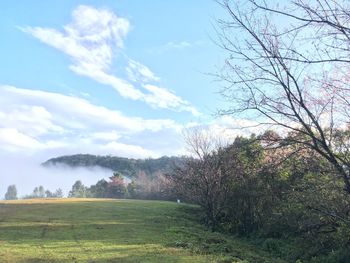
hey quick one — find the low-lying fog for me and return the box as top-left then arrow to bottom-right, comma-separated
0,154 -> 114,198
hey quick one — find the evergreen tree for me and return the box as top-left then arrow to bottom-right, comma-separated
108,172 -> 127,198
68,180 -> 86,198
5,185 -> 17,200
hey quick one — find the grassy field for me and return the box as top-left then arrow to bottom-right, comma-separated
0,198 -> 285,263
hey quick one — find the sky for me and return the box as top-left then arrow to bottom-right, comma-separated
0,1 -> 259,196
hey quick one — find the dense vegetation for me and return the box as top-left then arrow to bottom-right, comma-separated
169,131 -> 350,262
174,0 -> 350,261
65,171 -> 173,201
43,154 -> 184,178
4,185 -> 18,200
41,154 -> 182,200
63,170 -> 172,200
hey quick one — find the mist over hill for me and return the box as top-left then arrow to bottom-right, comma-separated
43,154 -> 186,178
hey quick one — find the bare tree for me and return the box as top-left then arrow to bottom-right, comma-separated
170,128 -> 232,229
216,0 -> 350,193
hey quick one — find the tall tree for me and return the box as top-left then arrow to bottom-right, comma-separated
33,186 -> 45,198
170,128 -> 231,229
216,0 -> 350,193
5,185 -> 18,200
107,172 -> 127,198
88,179 -> 108,198
53,188 -> 64,198
68,180 -> 87,198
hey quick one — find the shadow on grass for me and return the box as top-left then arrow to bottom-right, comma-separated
0,200 -> 284,263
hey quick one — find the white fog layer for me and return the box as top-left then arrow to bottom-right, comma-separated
0,153 -> 113,198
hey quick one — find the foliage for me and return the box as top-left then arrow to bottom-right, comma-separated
23,186 -> 64,199
34,186 -> 45,198
170,134 -> 268,232
195,0 -> 350,260
216,0 -> 350,193
127,171 -> 173,200
43,154 -> 184,179
85,170 -> 174,201
87,179 -> 108,198
170,129 -> 350,261
68,180 -> 87,198
4,185 -> 17,200
45,188 -> 64,198
107,172 -> 127,198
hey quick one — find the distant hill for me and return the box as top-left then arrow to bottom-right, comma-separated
43,154 -> 185,178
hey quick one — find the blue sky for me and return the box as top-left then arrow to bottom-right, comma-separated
0,1 -> 268,195
0,0 -> 258,163
1,0 -> 224,117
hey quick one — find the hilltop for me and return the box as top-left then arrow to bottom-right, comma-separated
43,154 -> 186,178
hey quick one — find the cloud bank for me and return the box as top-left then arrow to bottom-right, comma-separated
0,85 -> 184,158
0,153 -> 113,198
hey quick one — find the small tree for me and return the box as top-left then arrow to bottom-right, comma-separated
53,188 -> 64,198
38,186 -> 45,198
30,186 -> 45,198
88,179 -> 108,198
108,172 -> 127,198
69,180 -> 87,198
45,190 -> 53,198
30,186 -> 46,198
5,185 -> 17,200
127,180 -> 138,198
46,188 -> 64,198
169,128 -> 231,229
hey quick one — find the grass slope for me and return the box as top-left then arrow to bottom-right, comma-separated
0,199 -> 284,263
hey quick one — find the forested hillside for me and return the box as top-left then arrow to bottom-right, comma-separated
43,154 -> 185,178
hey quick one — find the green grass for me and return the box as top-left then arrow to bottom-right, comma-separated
0,198 -> 285,262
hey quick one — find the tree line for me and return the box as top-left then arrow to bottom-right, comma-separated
67,171 -> 172,200
43,154 -> 184,179
3,170 -> 173,201
3,185 -> 64,200
168,129 -> 350,262
167,0 -> 350,261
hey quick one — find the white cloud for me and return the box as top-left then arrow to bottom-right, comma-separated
1,85 -> 180,132
0,128 -> 43,151
101,141 -> 157,159
21,5 -> 129,71
0,152 -> 114,197
183,116 -> 264,147
0,86 -> 264,160
143,84 -> 200,116
90,131 -> 121,141
165,41 -> 192,49
0,85 -> 183,158
69,64 -> 145,100
206,116 -> 266,140
0,105 -> 64,137
0,82 -> 268,160
151,40 -> 205,54
126,59 -> 160,83
21,5 -> 198,115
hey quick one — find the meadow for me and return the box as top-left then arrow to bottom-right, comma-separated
0,198 -> 284,263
